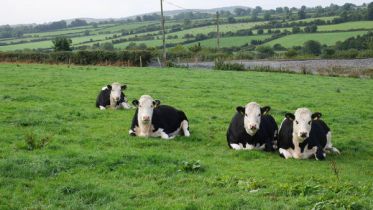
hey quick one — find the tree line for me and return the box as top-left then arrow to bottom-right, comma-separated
2,2 -> 373,39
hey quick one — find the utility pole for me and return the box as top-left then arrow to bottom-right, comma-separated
216,11 -> 220,50
160,0 -> 167,67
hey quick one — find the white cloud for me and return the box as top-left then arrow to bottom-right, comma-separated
0,0 -> 369,25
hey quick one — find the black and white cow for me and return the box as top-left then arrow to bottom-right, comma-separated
227,102 -> 278,151
129,95 -> 190,139
278,108 -> 340,160
95,82 -> 131,110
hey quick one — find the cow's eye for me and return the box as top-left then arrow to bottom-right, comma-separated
308,121 -> 311,125
245,114 -> 248,117
295,121 -> 299,124
258,114 -> 261,117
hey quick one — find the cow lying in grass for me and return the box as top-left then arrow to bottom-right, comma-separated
227,102 -> 278,151
278,108 -> 340,160
129,95 -> 190,139
96,82 -> 131,110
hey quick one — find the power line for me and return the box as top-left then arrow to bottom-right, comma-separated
160,0 -> 167,67
164,0 -> 188,10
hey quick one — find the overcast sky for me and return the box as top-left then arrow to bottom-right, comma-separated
1,0 -> 369,25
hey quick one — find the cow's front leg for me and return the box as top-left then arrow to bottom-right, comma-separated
181,120 -> 190,137
129,129 -> 136,136
117,102 -> 131,110
302,147 -> 317,159
230,143 -> 243,150
328,147 -> 341,154
324,132 -> 340,154
292,145 -> 302,159
315,147 -> 326,160
243,144 -> 255,150
279,148 -> 293,159
152,128 -> 171,140
99,106 -> 106,110
160,131 -> 171,140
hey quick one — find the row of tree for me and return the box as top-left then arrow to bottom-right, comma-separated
2,2 -> 372,39
0,19 -> 91,39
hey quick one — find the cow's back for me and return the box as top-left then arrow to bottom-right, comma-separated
152,105 -> 187,134
308,120 -> 328,148
96,89 -> 110,108
226,112 -> 253,147
314,119 -> 330,135
278,118 -> 294,149
256,115 -> 278,151
261,115 -> 278,135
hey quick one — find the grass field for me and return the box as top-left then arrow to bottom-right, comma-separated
317,21 -> 373,31
0,64 -> 372,209
0,34 -> 121,51
93,22 -> 157,34
265,31 -> 370,48
168,21 -> 266,37
0,40 -> 54,51
186,35 -> 271,48
289,16 -> 338,24
24,25 -> 111,38
1,19 -> 373,51
114,38 -> 185,49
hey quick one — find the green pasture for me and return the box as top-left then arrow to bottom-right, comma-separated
317,21 -> 373,31
0,64 -> 372,209
186,35 -> 271,48
265,31 -> 370,48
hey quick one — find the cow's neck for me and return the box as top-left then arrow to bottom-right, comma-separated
137,119 -> 153,137
109,97 -> 117,108
292,134 -> 302,154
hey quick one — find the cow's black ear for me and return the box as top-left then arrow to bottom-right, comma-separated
132,100 -> 139,107
107,85 -> 112,90
285,113 -> 295,120
153,100 -> 161,107
261,106 -> 271,114
121,85 -> 127,90
236,106 -> 245,115
312,112 -> 322,120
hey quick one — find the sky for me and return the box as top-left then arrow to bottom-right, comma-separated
0,0 -> 370,25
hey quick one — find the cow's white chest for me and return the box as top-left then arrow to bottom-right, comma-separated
292,138 -> 302,159
135,125 -> 154,137
301,145 -> 318,159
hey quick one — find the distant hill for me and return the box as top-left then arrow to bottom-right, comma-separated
1,2 -> 372,56
62,6 -> 250,24
161,6 -> 250,16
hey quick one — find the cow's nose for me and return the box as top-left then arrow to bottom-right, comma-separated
250,125 -> 257,130
142,116 -> 150,121
114,97 -> 120,101
300,132 -> 308,138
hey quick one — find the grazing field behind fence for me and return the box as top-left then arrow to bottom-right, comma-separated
0,51 -> 152,66
0,64 -> 372,209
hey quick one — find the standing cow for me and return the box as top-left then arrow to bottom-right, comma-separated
96,82 -> 131,110
226,102 -> 278,151
129,95 -> 190,139
278,108 -> 340,160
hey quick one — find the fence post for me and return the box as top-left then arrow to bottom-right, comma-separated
157,57 -> 161,67
140,56 -> 142,67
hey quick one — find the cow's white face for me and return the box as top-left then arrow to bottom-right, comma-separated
293,108 -> 312,141
237,102 -> 262,136
133,95 -> 160,125
109,82 -> 126,103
